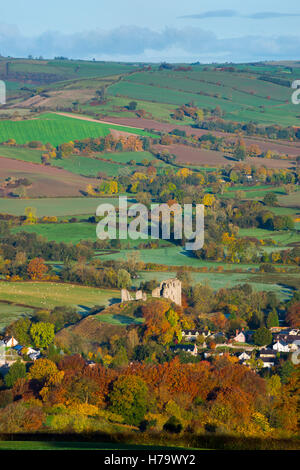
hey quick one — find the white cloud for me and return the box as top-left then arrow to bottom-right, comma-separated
0,24 -> 299,62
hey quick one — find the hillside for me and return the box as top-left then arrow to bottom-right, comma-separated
1,59 -> 300,126
55,299 -> 150,352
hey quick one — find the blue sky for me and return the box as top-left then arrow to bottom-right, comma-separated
0,0 -> 299,62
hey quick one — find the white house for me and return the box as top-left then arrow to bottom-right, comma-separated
4,336 -> 18,348
273,340 -> 289,353
233,331 -> 246,343
238,351 -> 251,361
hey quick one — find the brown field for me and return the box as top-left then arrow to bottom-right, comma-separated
153,144 -> 294,168
14,89 -> 96,109
0,156 -> 99,197
102,116 -> 300,158
153,144 -> 228,166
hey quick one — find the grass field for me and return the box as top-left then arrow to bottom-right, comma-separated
0,146 -> 42,163
97,245 -> 263,270
0,440 -> 179,450
0,113 -> 155,146
134,271 -> 295,301
0,282 -> 120,311
95,313 -> 144,325
238,227 -> 300,245
107,70 -> 300,126
0,302 -> 35,332
0,197 -> 133,216
12,222 -> 97,244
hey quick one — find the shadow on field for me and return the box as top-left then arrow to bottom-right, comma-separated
0,432 -> 299,450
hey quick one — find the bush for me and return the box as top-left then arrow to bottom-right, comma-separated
163,415 -> 183,434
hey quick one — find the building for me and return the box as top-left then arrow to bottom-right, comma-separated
2,336 -> 18,348
233,330 -> 246,343
259,349 -> 277,368
181,330 -> 211,341
171,344 -> 198,356
273,340 -> 289,353
121,278 -> 182,307
152,278 -> 182,306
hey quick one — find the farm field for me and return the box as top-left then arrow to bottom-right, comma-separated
0,156 -> 101,197
12,223 -> 170,247
0,282 -> 120,311
12,222 -> 97,244
134,271 -> 295,301
107,73 -> 300,126
278,192 -> 300,208
0,113 -> 155,146
0,197 -> 130,216
97,245 -> 263,270
0,146 -> 42,163
0,302 -> 36,332
238,227 -> 300,245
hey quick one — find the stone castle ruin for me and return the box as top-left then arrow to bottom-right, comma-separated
121,278 -> 182,307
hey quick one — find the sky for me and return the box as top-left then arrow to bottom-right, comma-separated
0,0 -> 300,62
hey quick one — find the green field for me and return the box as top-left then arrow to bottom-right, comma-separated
0,302 -> 36,332
107,69 -> 300,126
12,223 -> 171,248
0,282 -> 120,310
134,271 -> 294,301
96,245 -> 263,270
0,197 -> 135,217
95,313 -> 144,325
12,222 -> 97,244
0,146 -> 42,163
238,227 -> 300,245
0,113 -> 155,146
0,440 -> 185,450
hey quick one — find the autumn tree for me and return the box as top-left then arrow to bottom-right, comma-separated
30,322 -> 55,349
109,375 -> 148,425
234,139 -> 246,161
4,360 -> 27,388
286,302 -> 300,328
27,257 -> 48,280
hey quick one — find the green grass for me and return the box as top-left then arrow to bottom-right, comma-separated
81,95 -> 184,123
0,197 -> 134,217
134,270 -> 294,301
0,440 -> 186,450
95,313 -> 144,325
12,222 -> 97,244
96,245 -> 261,270
238,228 -> 300,245
0,282 -> 120,311
0,302 -> 35,332
0,146 -> 42,163
0,113 -> 155,146
0,145 -> 158,176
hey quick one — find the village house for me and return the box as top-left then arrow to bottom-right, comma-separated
1,336 -> 18,348
171,344 -> 198,356
233,330 -> 246,343
237,351 -> 251,363
273,340 -> 289,353
259,349 -> 277,368
181,329 -> 211,341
